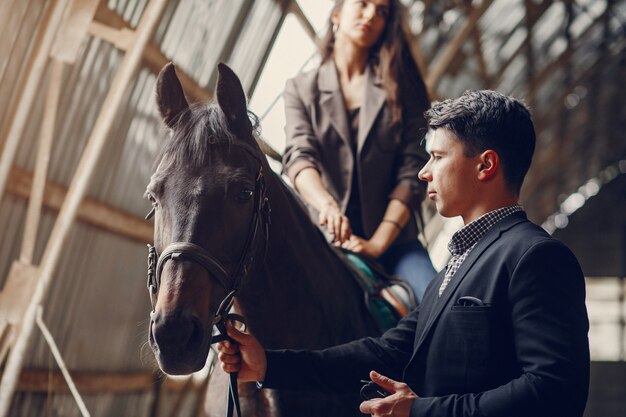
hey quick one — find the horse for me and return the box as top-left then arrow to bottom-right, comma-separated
145,62 -> 383,417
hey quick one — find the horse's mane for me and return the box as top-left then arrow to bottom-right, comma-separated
155,102 -> 261,173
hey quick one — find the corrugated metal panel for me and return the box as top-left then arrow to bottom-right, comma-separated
228,0 -> 286,92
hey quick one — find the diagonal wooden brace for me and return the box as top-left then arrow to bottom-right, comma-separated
0,261 -> 40,365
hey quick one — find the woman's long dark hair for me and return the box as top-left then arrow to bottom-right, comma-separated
320,0 -> 430,135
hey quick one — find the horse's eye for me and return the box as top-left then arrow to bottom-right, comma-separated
145,193 -> 157,220
237,189 -> 254,202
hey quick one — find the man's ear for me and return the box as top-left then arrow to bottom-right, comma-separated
477,150 -> 499,181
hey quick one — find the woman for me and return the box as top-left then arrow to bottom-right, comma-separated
282,0 -> 435,301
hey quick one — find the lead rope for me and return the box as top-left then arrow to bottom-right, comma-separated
212,313 -> 247,417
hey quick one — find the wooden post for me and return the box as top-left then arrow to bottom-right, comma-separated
50,0 -> 102,63
0,0 -> 71,204
0,0 -> 169,414
425,0 -> 493,90
19,59 -> 64,264
0,262 -> 40,366
289,0 -> 319,45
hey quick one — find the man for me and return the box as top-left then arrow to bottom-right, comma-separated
217,90 -> 590,417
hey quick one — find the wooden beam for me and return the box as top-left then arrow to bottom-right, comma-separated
6,166 -> 152,243
141,44 -> 212,102
527,7 -> 605,102
290,0 -> 319,46
470,26 -> 490,86
51,0 -> 101,63
247,0 -> 291,97
491,0 -> 551,89
16,370 -> 203,394
20,60 -> 64,264
92,0 -> 126,29
93,2 -> 212,102
203,0 -> 255,90
254,133 -> 282,163
402,1 -> 427,90
425,0 -> 493,89
87,20 -> 134,51
18,370 -> 151,394
0,262 -> 39,366
523,0 -> 537,86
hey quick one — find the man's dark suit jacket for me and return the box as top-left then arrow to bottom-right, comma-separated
264,211 -> 590,417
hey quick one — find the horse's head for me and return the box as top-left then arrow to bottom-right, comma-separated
146,63 -> 268,375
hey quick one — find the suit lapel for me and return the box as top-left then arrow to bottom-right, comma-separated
318,60 -> 351,147
412,212 -> 529,354
413,270 -> 445,341
357,65 -> 385,154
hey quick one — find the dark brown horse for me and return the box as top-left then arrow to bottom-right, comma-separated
146,63 -> 381,416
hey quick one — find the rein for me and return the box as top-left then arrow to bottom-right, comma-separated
146,142 -> 271,417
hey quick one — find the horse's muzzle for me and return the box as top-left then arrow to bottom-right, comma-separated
149,310 -> 210,375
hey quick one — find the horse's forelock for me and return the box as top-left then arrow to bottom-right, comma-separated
157,103 -> 236,170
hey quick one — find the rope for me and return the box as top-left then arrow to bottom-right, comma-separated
35,306 -> 91,417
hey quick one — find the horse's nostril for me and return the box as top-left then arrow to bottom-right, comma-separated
152,311 -> 200,352
188,315 -> 203,349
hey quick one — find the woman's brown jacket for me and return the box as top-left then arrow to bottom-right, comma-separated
282,60 -> 429,244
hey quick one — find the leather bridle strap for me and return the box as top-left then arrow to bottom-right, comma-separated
146,158 -> 268,314
157,242 -> 231,288
211,313 -> 247,417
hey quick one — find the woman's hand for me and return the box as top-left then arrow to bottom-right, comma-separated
359,371 -> 418,417
318,201 -> 352,243
292,169 -> 351,243
341,235 -> 384,258
216,321 -> 267,382
343,201 -> 409,258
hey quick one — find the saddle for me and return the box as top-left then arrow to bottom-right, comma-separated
335,248 -> 417,332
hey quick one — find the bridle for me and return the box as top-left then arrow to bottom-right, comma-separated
147,142 -> 270,321
146,142 -> 271,417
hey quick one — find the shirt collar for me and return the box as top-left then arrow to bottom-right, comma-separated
448,205 -> 524,256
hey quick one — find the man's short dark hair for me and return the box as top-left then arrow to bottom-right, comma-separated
424,90 -> 536,194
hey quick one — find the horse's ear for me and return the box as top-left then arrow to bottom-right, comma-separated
156,63 -> 190,129
216,63 -> 252,136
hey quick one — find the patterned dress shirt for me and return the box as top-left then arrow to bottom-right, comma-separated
439,205 -> 524,296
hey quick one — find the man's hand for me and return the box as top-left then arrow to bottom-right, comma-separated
359,371 -> 418,417
318,201 -> 351,243
341,235 -> 384,258
216,321 -> 267,382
